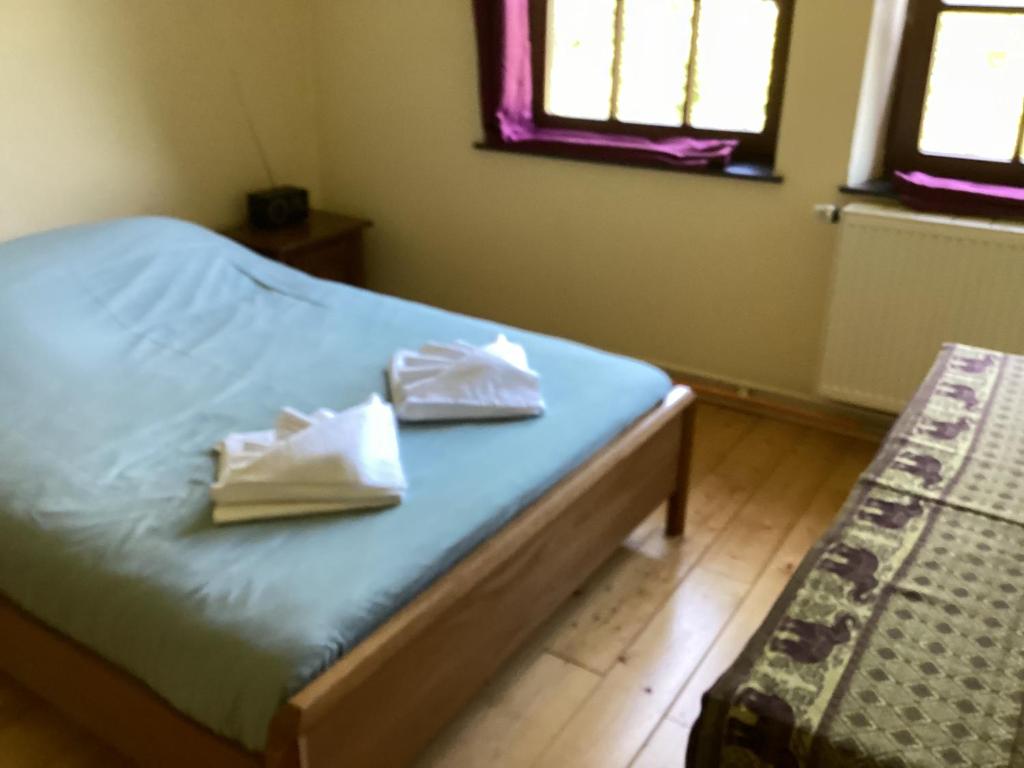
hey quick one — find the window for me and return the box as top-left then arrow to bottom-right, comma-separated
472,0 -> 795,173
531,0 -> 794,162
888,0 -> 1024,185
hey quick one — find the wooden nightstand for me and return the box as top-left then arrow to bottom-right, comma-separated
224,210 -> 372,288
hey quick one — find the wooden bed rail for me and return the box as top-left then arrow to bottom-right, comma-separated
267,386 -> 695,767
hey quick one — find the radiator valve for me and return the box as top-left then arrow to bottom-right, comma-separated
813,203 -> 840,223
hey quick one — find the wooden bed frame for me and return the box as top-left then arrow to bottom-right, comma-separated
0,386 -> 696,767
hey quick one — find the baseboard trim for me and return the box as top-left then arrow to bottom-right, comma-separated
659,365 -> 894,443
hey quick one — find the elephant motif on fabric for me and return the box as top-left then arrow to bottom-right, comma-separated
952,353 -> 996,374
921,416 -> 971,441
771,613 -> 856,664
938,382 -> 979,410
892,452 -> 943,488
819,543 -> 879,602
860,495 -> 924,529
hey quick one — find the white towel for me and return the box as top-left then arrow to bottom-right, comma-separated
210,395 -> 407,524
388,335 -> 545,422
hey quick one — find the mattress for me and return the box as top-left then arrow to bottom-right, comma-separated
0,217 -> 672,750
688,344 -> 1024,767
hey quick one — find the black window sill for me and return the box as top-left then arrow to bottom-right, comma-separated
474,140 -> 783,184
839,178 -> 896,199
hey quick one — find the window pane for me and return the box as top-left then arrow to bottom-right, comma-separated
687,0 -> 780,133
918,11 -> 1024,162
545,0 -> 618,120
614,0 -> 695,127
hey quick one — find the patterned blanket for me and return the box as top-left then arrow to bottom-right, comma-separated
688,344 -> 1024,767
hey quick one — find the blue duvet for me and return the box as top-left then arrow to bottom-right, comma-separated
0,217 -> 670,749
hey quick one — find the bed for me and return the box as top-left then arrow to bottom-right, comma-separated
0,217 -> 695,766
688,343 -> 1024,767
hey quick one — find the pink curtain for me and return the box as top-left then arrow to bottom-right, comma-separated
473,0 -> 738,168
894,171 -> 1024,220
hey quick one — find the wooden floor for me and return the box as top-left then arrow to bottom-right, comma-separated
0,404 -> 876,767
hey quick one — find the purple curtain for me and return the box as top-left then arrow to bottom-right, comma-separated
894,171 -> 1024,220
472,0 -> 738,168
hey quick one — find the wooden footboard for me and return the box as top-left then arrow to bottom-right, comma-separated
268,386 -> 695,767
0,386 -> 695,768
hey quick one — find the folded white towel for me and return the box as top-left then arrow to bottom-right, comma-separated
388,335 -> 545,422
210,395 -> 407,524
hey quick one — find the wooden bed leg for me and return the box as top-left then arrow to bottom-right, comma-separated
265,704 -> 304,768
666,404 -> 696,538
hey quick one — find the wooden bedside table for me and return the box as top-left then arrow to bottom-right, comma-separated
224,210 -> 372,287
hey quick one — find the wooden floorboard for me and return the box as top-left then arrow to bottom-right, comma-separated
534,567 -> 748,768
0,404 -> 875,767
413,646 -> 599,768
665,444 -> 875,730
546,416 -> 802,675
629,719 -> 691,768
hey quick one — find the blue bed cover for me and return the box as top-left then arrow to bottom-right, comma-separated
0,217 -> 671,749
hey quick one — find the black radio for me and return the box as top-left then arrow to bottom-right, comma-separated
247,186 -> 310,230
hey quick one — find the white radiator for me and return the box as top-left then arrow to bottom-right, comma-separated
819,203 -> 1024,413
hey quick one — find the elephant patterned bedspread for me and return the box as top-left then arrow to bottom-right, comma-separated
687,344 -> 1024,768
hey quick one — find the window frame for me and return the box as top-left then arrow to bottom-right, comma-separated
526,0 -> 796,164
886,0 -> 1024,186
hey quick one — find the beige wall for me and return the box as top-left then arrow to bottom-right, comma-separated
0,0 -> 321,241
312,1 -> 876,397
2,0 -> 880,397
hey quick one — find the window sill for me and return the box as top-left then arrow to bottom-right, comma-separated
839,179 -> 896,199
474,140 -> 783,185
841,176 -> 1024,222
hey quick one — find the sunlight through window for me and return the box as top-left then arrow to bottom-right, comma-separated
545,0 -> 618,120
918,11 -> 1024,162
688,0 -> 779,133
541,0 -> 791,161
614,0 -> 695,127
